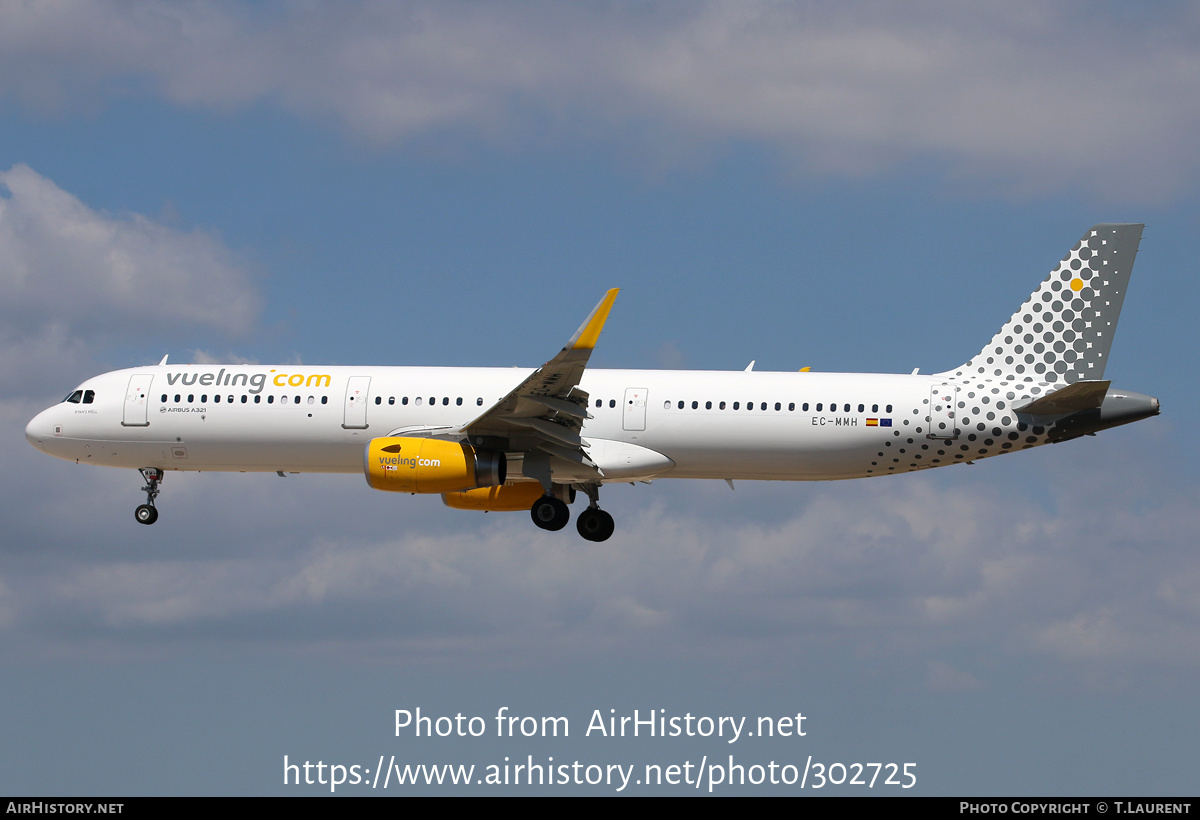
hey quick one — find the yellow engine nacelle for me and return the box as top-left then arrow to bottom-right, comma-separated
364,437 -> 506,494
442,482 -> 547,511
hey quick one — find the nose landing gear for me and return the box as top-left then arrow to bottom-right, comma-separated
134,468 -> 163,525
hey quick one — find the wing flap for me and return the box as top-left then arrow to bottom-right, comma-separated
527,394 -> 592,420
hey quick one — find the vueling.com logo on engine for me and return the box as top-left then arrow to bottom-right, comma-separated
378,455 -> 442,470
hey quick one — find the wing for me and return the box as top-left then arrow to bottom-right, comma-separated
464,289 -> 619,488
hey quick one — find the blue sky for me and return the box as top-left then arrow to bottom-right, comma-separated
2,0 -> 1199,795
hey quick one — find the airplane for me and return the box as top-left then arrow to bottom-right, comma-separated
25,224 -> 1159,542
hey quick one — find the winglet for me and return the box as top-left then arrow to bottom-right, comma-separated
566,289 -> 619,351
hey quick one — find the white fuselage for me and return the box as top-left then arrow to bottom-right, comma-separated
26,364 -> 983,482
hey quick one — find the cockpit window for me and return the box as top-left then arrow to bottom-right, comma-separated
82,390 -> 95,404
64,390 -> 83,404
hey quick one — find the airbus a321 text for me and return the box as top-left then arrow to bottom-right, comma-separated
26,224 -> 1159,542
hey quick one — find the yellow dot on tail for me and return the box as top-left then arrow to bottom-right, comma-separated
1070,278 -> 1084,291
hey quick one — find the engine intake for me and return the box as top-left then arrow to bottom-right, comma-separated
364,437 -> 506,493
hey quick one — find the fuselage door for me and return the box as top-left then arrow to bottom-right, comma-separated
928,383 -> 959,440
622,387 -> 648,432
121,374 -> 153,427
343,376 -> 371,429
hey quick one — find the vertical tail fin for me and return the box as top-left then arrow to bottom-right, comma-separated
941,224 -> 1143,386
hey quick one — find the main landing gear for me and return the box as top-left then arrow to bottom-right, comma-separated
576,506 -> 615,543
530,495 -> 570,531
134,468 -> 163,525
529,483 -> 615,542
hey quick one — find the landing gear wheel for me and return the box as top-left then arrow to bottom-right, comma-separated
135,504 -> 158,525
530,495 -> 570,531
576,507 -> 615,542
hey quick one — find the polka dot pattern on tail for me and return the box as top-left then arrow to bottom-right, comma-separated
940,224 -> 1143,387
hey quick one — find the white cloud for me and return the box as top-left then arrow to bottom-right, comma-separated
2,2 -> 1199,197
4,446 -> 1198,691
926,659 -> 986,693
189,350 -> 259,366
0,164 -> 256,335
0,323 -> 91,397
0,164 -> 259,392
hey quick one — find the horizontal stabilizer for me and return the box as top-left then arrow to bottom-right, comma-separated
1016,380 -> 1110,415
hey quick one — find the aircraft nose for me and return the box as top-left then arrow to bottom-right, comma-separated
25,409 -> 51,453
